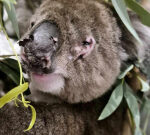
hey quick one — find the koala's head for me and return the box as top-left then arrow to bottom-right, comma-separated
19,0 -> 122,103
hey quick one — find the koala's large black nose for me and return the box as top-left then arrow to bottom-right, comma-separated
19,21 -> 59,73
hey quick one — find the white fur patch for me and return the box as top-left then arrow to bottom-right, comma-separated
30,73 -> 64,95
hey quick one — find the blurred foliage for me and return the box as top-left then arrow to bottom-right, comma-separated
101,0 -> 150,135
0,58 -> 20,85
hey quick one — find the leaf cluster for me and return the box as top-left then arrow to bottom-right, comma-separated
99,1 -> 150,134
99,64 -> 150,135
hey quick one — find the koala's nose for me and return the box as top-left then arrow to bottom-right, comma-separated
26,53 -> 51,69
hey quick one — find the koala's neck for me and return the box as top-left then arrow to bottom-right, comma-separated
27,90 -> 64,105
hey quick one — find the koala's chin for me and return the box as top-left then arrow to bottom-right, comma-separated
30,73 -> 65,94
27,72 -> 65,103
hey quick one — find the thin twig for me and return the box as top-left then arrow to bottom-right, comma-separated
0,54 -> 20,58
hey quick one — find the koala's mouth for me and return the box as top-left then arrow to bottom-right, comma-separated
31,72 -> 61,83
30,72 -> 65,95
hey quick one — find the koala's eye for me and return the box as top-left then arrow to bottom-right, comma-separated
82,41 -> 91,46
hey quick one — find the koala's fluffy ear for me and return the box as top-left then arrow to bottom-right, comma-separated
70,36 -> 96,59
120,11 -> 150,62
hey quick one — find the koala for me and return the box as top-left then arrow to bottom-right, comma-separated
0,0 -> 150,135
19,0 -> 126,104
19,0 -> 150,104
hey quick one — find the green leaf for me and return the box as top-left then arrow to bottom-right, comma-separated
98,82 -> 123,120
138,77 -> 150,92
140,97 -> 150,134
2,58 -> 20,72
0,61 -> 20,84
118,65 -> 134,79
141,97 -> 150,112
24,104 -> 36,132
0,2 -> 3,26
124,82 -> 142,134
4,2 -> 20,39
111,0 -> 142,44
1,0 -> 16,9
125,0 -> 150,27
134,128 -> 143,135
0,83 -> 28,108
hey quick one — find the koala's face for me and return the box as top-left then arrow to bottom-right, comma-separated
19,0 -> 122,103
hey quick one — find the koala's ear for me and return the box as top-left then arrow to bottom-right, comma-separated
120,11 -> 150,62
71,36 -> 96,59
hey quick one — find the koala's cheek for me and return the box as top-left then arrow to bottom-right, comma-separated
29,73 -> 65,95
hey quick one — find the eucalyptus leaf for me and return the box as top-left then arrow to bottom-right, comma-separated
140,97 -> 150,135
98,82 -> 123,120
2,58 -> 20,72
118,65 -> 134,79
124,82 -> 142,134
125,0 -> 150,27
24,104 -> 36,132
143,111 -> 150,135
141,97 -> 150,111
1,0 -> 16,9
111,0 -> 142,44
0,2 -> 3,26
0,83 -> 28,108
4,2 -> 20,39
134,128 -> 143,135
138,77 -> 150,92
0,61 -> 20,84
